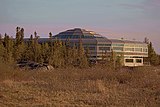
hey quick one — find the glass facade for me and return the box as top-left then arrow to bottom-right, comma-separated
113,47 -> 123,51
50,28 -> 148,66
83,44 -> 96,46
99,47 -> 110,51
136,59 -> 142,63
112,44 -> 124,47
125,59 -> 133,63
124,48 -> 134,52
135,48 -> 142,52
84,47 -> 96,50
98,44 -> 111,46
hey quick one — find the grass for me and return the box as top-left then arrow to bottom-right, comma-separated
0,63 -> 160,106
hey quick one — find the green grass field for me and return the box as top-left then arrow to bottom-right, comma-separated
0,63 -> 160,106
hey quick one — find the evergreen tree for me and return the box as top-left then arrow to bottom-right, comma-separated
148,42 -> 159,65
13,27 -> 25,62
144,37 -> 149,44
143,38 -> 159,66
71,43 -> 78,66
41,42 -> 50,63
110,49 -> 116,70
0,34 -> 2,44
3,34 -> 14,63
115,53 -> 124,69
48,32 -> 54,64
85,46 -> 91,63
159,55 -> 160,65
50,40 -> 65,67
20,28 -> 24,43
15,27 -> 21,45
0,34 -> 5,62
64,38 -> 75,67
77,38 -> 88,68
23,34 -> 35,61
33,31 -> 42,63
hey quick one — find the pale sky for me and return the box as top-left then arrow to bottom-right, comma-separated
0,0 -> 160,53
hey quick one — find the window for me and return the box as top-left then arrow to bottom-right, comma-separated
84,47 -> 96,50
99,47 -> 110,51
83,44 -> 96,46
124,48 -> 134,52
125,59 -> 133,63
89,47 -> 96,50
112,44 -> 124,46
113,47 -> 123,51
125,44 -> 134,47
136,59 -> 142,63
84,36 -> 94,38
143,48 -> 148,52
60,35 -> 67,39
135,48 -> 142,52
98,44 -> 111,46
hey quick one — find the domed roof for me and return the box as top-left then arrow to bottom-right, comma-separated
54,28 -> 103,39
52,28 -> 111,44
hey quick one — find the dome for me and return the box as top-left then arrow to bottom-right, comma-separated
53,28 -> 103,39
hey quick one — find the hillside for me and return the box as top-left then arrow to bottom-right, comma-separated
0,64 -> 160,106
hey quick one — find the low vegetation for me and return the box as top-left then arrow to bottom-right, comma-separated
0,62 -> 160,106
0,27 -> 160,106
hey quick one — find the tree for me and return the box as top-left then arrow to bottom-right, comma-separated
0,34 -> 2,44
144,37 -> 149,44
33,31 -> 42,63
159,55 -> 160,65
0,34 -> 5,62
64,38 -> 75,67
25,34 -> 35,61
143,38 -> 159,66
49,32 -> 53,48
41,42 -> 50,63
77,38 -> 88,68
85,46 -> 91,63
70,43 -> 78,66
15,27 -> 21,45
3,33 -> 14,63
148,42 -> 159,65
15,27 -> 24,45
115,53 -> 124,69
49,39 -> 65,68
110,49 -> 116,70
48,32 -> 53,63
13,27 -> 25,62
20,28 -> 24,43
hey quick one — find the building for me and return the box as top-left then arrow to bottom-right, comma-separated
110,39 -> 148,66
40,28 -> 148,66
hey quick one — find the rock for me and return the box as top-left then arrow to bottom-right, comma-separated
46,65 -> 54,70
17,61 -> 54,71
36,66 -> 48,71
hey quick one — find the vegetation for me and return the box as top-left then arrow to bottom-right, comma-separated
0,28 -> 159,69
0,28 -> 160,106
0,64 -> 160,106
0,27 -> 90,68
144,37 -> 160,66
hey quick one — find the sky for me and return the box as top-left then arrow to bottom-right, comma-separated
0,0 -> 160,53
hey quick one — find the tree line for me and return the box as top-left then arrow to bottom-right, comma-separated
0,27 -> 89,68
0,27 -> 160,69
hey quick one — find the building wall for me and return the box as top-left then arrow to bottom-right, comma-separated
92,41 -> 148,66
49,28 -> 149,66
123,43 -> 148,66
